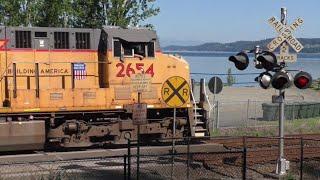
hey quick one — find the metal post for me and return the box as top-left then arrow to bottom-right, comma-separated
191,79 -> 195,101
124,155 -> 127,180
173,107 -> 176,149
137,92 -> 141,180
254,100 -> 257,126
216,101 -> 220,129
277,90 -> 286,175
242,136 -> 247,180
199,79 -> 205,107
187,137 -> 190,180
300,138 -> 304,180
246,99 -> 250,127
277,7 -> 288,176
171,107 -> 176,179
127,139 -> 131,180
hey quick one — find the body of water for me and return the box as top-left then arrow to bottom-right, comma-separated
166,51 -> 320,86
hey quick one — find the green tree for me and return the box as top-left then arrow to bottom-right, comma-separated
105,0 -> 160,28
227,68 -> 236,86
0,0 -> 25,26
0,0 -> 71,27
0,0 -> 160,28
72,0 -> 106,28
36,0 -> 73,27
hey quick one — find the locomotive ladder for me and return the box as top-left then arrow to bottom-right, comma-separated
190,79 -> 211,137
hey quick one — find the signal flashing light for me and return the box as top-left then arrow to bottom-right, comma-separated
228,52 -> 249,70
228,49 -> 312,91
256,51 -> 278,71
294,71 -> 312,89
271,71 -> 292,90
256,72 -> 272,89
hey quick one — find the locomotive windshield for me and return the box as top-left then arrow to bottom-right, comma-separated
113,40 -> 155,58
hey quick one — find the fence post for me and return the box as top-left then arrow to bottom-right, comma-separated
300,138 -> 304,180
216,101 -> 220,129
170,136 -> 175,180
128,139 -> 131,180
124,155 -> 127,180
187,137 -> 190,180
242,136 -> 247,180
246,99 -> 250,127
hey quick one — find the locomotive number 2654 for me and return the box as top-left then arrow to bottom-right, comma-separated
116,63 -> 154,77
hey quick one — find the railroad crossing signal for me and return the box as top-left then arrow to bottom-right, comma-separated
267,16 -> 304,62
161,76 -> 190,107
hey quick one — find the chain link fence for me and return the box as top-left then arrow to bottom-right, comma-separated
1,136 -> 320,179
209,99 -> 320,130
0,156 -> 127,180
126,136 -> 320,180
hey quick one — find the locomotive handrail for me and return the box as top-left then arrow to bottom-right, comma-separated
189,82 -> 197,121
203,78 -> 214,119
0,61 -> 12,82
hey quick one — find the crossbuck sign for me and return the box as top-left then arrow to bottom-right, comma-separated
267,16 -> 304,62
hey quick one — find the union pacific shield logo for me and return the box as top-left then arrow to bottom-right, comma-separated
73,63 -> 87,80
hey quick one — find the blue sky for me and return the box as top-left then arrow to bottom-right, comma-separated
146,0 -> 320,46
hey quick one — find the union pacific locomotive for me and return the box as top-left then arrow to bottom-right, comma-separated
0,26 -> 209,151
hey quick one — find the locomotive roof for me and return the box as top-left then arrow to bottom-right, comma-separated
102,26 -> 161,52
103,26 -> 157,42
0,26 -> 161,51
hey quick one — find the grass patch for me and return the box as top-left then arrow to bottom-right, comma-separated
311,79 -> 320,91
212,117 -> 320,137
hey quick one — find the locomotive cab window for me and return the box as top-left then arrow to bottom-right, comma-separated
15,31 -> 31,48
113,40 -> 154,58
54,32 -> 69,49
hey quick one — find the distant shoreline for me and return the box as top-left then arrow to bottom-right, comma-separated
163,50 -> 320,55
162,38 -> 320,53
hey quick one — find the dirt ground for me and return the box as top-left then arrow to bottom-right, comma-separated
207,86 -> 320,102
194,86 -> 320,128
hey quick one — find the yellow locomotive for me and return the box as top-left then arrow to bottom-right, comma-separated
0,26 -> 209,151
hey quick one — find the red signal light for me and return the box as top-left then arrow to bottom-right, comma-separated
296,76 -> 309,87
294,71 -> 312,89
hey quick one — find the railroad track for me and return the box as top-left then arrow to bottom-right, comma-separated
194,145 -> 320,167
205,134 -> 320,149
0,143 -> 223,164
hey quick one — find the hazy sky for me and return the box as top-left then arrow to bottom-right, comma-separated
147,0 -> 320,45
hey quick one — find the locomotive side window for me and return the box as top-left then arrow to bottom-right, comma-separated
54,32 -> 69,49
76,32 -> 90,49
147,42 -> 155,57
15,31 -> 31,48
114,40 -> 121,57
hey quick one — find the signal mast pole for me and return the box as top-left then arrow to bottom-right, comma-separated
277,7 -> 287,176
